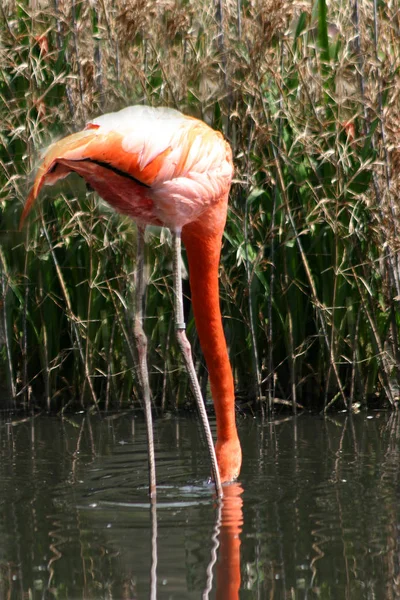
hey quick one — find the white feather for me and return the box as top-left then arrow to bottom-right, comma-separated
92,106 -> 187,170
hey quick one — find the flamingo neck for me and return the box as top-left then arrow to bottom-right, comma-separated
181,223 -> 237,444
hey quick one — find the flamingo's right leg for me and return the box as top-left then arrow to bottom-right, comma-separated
134,225 -> 156,498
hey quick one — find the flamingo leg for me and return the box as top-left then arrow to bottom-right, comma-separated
134,225 -> 156,498
172,230 -> 223,498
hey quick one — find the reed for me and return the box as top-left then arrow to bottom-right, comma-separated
1,0 -> 399,412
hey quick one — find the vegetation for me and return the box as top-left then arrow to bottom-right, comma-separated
1,0 -> 399,413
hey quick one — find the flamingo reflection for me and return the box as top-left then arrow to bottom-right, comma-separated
216,482 -> 243,599
203,482 -> 244,599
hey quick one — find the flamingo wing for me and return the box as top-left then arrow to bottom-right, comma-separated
21,106 -> 233,230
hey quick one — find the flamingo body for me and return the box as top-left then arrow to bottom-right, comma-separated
22,106 -> 242,483
22,106 -> 233,233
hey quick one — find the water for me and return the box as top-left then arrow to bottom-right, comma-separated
1,411 -> 400,599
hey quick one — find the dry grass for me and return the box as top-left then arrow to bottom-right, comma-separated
1,0 -> 399,412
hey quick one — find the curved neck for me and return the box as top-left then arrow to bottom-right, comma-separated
182,224 -> 236,443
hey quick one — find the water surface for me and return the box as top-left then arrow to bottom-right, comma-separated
1,411 -> 400,599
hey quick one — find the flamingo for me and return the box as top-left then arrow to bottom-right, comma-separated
21,105 -> 242,495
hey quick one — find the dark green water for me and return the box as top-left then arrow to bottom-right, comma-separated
1,411 -> 400,599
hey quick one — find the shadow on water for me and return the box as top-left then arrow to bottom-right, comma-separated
0,411 -> 400,598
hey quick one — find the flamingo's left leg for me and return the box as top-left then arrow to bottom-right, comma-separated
172,229 -> 223,498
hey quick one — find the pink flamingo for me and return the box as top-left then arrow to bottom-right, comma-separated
21,106 -> 242,496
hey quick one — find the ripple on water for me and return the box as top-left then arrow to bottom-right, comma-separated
2,412 -> 400,599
